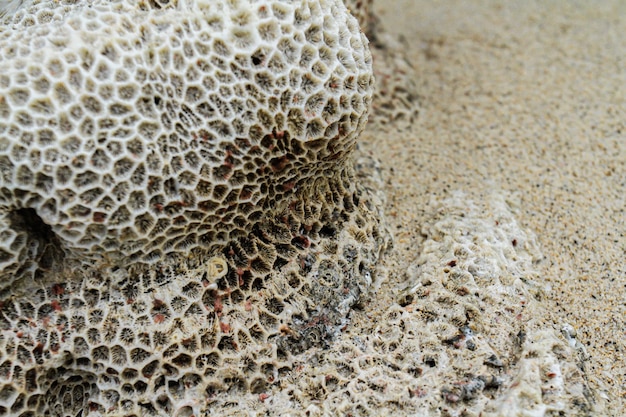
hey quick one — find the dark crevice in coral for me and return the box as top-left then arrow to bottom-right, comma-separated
8,207 -> 65,272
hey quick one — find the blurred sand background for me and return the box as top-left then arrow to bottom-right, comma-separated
361,0 -> 625,414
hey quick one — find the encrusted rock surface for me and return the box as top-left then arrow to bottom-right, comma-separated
212,193 -> 599,416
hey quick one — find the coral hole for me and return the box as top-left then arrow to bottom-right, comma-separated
8,208 -> 64,270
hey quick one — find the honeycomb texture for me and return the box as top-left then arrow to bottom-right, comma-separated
0,0 -> 394,415
0,0 -> 373,287
193,193 -> 597,416
369,34 -> 420,131
342,0 -> 373,36
0,171 -> 389,416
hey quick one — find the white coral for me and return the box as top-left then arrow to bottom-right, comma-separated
0,1 -> 390,416
0,0 -> 373,285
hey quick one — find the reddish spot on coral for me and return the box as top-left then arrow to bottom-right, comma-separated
153,314 -> 166,324
213,294 -> 223,315
240,189 -> 252,200
281,181 -> 296,191
173,215 -> 187,225
443,392 -> 460,403
93,212 -> 106,223
293,235 -> 310,249
51,300 -> 62,312
410,387 -> 427,398
259,393 -> 270,402
270,155 -> 289,172
219,322 -> 230,333
51,284 -> 65,296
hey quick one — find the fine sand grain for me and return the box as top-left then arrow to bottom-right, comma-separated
361,0 -> 625,414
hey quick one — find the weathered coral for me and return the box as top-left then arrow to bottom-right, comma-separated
368,33 -> 420,130
342,0 -> 374,36
0,0 -> 373,283
208,193 -> 597,416
0,0 -> 390,415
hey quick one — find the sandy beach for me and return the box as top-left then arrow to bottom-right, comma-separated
357,0 -> 625,414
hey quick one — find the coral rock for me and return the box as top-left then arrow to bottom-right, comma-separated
0,0 -> 373,284
0,0 -> 390,415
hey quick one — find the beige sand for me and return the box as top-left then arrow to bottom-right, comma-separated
362,0 -> 625,414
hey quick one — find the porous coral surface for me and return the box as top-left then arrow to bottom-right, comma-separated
342,0 -> 374,36
0,0 -> 373,283
0,0 -> 392,415
0,0 -> 615,415
202,193 -> 598,416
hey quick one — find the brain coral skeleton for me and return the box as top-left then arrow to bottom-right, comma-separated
0,0 -> 390,415
0,0 -> 373,284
